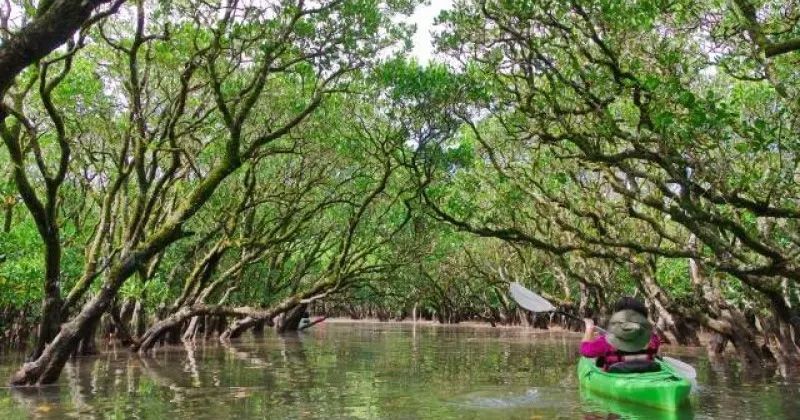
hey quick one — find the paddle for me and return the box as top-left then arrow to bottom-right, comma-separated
660,356 -> 697,382
508,282 -> 608,335
508,282 -> 697,381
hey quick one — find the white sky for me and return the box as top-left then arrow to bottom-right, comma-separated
409,0 -> 453,63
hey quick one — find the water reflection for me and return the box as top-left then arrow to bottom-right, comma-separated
579,387 -> 694,420
0,322 -> 798,419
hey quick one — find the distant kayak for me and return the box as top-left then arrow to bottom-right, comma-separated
577,357 -> 691,412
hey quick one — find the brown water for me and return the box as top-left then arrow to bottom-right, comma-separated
0,321 -> 797,419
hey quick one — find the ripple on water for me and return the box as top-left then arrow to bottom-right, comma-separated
448,386 -> 581,410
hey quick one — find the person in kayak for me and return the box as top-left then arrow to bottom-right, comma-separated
580,297 -> 661,373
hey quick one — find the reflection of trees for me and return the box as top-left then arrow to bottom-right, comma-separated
278,334 -> 314,412
223,336 -> 311,407
220,339 -> 276,404
2,325 -> 799,418
138,355 -> 188,403
64,358 -> 92,413
279,333 -> 309,365
8,352 -> 137,419
182,341 -> 201,388
9,386 -> 63,419
223,340 -> 270,369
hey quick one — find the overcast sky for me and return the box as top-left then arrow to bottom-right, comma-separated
409,0 -> 454,63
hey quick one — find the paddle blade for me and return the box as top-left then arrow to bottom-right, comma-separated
509,282 -> 557,313
662,356 -> 697,380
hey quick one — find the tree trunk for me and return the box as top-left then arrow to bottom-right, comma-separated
634,261 -> 700,346
75,315 -> 100,356
165,324 -> 183,345
100,312 -> 114,340
215,316 -> 227,335
221,280 -> 337,340
0,0 -> 115,98
3,201 -> 12,233
132,299 -> 146,340
119,298 -> 135,330
137,304 -> 273,352
9,250 -> 146,385
30,237 -> 64,361
252,318 -> 267,335
578,283 -> 589,318
183,316 -> 200,341
760,307 -> 800,374
138,306 -> 204,352
109,302 -> 135,346
690,256 -> 764,369
277,304 -> 307,334
766,294 -> 800,357
707,331 -> 728,354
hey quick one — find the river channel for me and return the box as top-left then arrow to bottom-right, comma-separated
0,321 -> 797,419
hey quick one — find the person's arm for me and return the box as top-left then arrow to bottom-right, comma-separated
582,318 -> 596,342
580,318 -> 606,357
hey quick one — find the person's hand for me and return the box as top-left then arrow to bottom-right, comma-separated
583,318 -> 595,332
581,318 -> 596,342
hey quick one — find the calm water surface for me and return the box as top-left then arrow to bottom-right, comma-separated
0,321 -> 798,419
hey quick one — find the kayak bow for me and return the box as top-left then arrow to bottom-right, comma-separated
577,357 -> 691,412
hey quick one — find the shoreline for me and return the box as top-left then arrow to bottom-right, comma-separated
320,317 -> 709,352
322,316 -> 578,331
0,317 -> 709,358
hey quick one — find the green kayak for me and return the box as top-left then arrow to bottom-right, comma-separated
577,357 -> 691,411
